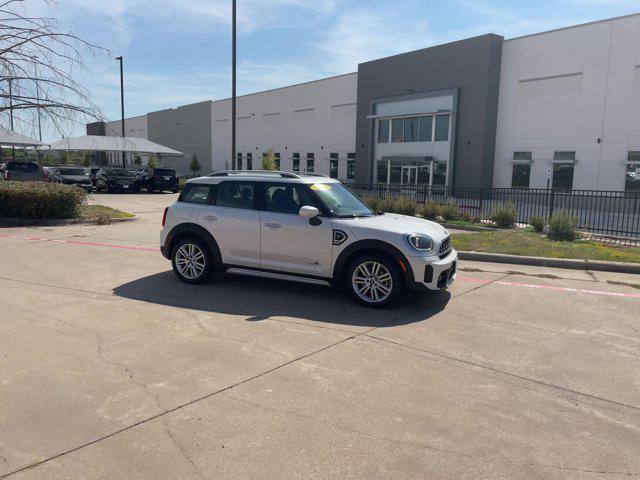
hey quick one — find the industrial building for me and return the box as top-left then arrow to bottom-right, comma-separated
88,12 -> 640,192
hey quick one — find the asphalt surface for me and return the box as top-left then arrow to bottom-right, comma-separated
1,192 -> 639,479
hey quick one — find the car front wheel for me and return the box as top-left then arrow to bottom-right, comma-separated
347,254 -> 402,307
171,237 -> 214,284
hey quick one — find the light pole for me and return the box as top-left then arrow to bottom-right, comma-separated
231,0 -> 236,170
115,56 -> 126,168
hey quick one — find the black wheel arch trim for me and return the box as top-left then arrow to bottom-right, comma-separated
332,239 -> 417,288
162,223 -> 223,266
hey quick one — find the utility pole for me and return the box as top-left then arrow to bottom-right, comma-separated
115,56 -> 126,168
9,79 -> 14,160
231,0 -> 236,170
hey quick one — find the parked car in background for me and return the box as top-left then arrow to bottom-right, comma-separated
95,168 -> 141,193
46,166 -> 93,192
140,167 -> 179,193
1,161 -> 43,182
86,167 -> 101,189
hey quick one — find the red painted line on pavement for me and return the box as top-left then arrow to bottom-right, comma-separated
0,233 -> 159,252
456,276 -> 640,299
1,233 -> 638,299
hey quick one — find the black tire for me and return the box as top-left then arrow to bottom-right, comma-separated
105,182 -> 110,193
172,189 -> 178,194
171,236 -> 214,284
346,253 -> 403,308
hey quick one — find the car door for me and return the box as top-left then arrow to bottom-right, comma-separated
258,182 -> 334,278
197,180 -> 261,268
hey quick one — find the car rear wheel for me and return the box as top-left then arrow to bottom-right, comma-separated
347,254 -> 402,307
171,237 -> 214,284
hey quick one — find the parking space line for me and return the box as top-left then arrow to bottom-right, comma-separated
456,276 -> 640,299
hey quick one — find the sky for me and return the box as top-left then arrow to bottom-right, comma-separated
28,0 -> 640,138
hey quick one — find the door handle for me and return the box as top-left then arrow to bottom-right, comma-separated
264,222 -> 282,229
202,215 -> 218,222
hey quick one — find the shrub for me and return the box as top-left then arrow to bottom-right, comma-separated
0,181 -> 86,219
438,200 -> 460,221
549,210 -> 578,241
362,196 -> 382,212
420,202 -> 440,220
459,210 -> 474,223
529,215 -> 545,233
393,196 -> 417,216
490,202 -> 518,228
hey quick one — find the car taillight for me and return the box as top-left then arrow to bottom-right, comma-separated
162,207 -> 169,227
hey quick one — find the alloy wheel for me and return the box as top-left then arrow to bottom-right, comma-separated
175,243 -> 206,280
351,261 -> 393,304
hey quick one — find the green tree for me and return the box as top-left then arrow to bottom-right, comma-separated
189,154 -> 202,175
133,155 -> 142,166
261,148 -> 277,171
147,156 -> 159,169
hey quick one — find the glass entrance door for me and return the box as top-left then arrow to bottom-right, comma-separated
401,166 -> 417,185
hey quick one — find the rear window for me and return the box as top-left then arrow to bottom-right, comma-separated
154,169 -> 176,176
179,183 -> 215,205
59,168 -> 87,176
7,162 -> 39,172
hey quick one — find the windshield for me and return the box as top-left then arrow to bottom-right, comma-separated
59,168 -> 87,176
106,168 -> 134,177
310,183 -> 373,218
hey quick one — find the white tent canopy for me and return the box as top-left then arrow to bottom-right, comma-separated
42,135 -> 183,156
0,126 -> 44,147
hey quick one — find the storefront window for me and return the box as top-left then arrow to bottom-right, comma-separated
376,160 -> 388,183
389,163 -> 401,183
432,162 -> 447,185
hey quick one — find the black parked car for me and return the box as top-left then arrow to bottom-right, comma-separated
47,166 -> 93,192
140,167 -> 179,193
95,168 -> 141,193
86,167 -> 101,189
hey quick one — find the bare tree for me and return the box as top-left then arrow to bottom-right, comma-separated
0,0 -> 108,138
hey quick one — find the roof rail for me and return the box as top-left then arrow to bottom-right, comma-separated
208,170 -> 301,179
303,172 -> 329,178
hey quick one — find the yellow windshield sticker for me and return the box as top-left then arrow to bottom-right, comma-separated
311,183 -> 331,191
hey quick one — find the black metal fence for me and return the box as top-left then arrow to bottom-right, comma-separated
345,184 -> 640,238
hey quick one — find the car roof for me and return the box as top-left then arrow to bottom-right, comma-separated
187,171 -> 341,185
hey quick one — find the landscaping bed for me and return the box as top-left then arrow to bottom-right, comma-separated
452,229 -> 640,264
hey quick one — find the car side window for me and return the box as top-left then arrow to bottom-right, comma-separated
179,184 -> 215,205
261,183 -> 317,215
216,182 -> 254,209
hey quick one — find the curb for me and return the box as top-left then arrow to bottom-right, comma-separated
0,216 -> 137,227
458,251 -> 640,274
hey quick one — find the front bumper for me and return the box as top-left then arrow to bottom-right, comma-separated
405,249 -> 458,291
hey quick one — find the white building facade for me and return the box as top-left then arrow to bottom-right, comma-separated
89,13 -> 640,192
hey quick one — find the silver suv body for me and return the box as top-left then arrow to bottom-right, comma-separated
160,171 -> 457,307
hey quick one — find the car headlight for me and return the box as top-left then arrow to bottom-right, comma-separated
407,233 -> 434,252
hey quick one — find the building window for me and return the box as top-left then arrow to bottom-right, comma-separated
514,151 -> 532,161
511,164 -> 531,188
391,118 -> 403,142
552,152 -> 575,190
236,152 -> 242,170
432,162 -> 447,185
306,152 -> 315,172
347,153 -> 355,180
292,152 -> 300,172
275,152 -> 281,170
419,116 -> 432,142
246,153 -> 252,170
378,119 -> 390,143
377,160 -> 388,183
403,117 -> 419,142
434,115 -> 450,142
329,153 -> 339,179
625,152 -> 640,193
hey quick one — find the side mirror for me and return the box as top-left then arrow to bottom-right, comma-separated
299,206 -> 319,218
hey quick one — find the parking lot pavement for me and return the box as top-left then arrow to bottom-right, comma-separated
1,193 -> 639,479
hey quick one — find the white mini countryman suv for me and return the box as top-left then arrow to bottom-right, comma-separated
160,171 -> 457,307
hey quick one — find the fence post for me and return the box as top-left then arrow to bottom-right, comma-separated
549,187 -> 555,221
478,185 -> 484,220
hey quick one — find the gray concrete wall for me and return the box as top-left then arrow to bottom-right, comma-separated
355,34 -> 503,187
147,101 -> 213,175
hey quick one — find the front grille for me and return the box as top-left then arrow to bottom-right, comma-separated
438,236 -> 452,258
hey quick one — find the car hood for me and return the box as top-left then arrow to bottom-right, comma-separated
335,213 -> 449,241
